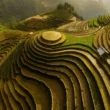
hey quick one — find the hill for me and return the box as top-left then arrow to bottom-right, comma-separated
0,0 -> 109,27
0,13 -> 110,110
32,0 -> 109,19
16,3 -> 82,31
0,0 -> 47,26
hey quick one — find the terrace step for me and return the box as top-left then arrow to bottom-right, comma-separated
12,79 -> 36,110
4,82 -> 22,110
7,80 -> 30,110
1,81 -> 13,110
0,80 -> 7,110
21,69 -> 63,110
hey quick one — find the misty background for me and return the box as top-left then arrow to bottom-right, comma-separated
39,0 -> 110,19
0,0 -> 110,26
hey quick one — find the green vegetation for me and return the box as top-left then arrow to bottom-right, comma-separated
56,2 -> 83,20
0,2 -> 82,29
0,0 -> 45,27
63,33 -> 95,48
49,9 -> 73,20
88,14 -> 110,28
98,14 -> 110,25
89,18 -> 100,27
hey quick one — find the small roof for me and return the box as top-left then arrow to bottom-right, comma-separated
97,46 -> 109,56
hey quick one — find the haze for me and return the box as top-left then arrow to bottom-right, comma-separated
61,0 -> 110,19
38,0 -> 110,19
102,0 -> 110,12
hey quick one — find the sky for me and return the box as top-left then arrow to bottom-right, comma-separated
68,0 -> 110,13
102,0 -> 108,3
102,0 -> 110,12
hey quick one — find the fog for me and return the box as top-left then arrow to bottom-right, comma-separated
59,0 -> 109,19
38,0 -> 110,19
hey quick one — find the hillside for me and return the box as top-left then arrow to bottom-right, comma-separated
0,13 -> 110,110
0,0 -> 46,26
0,0 -> 109,27
16,4 -> 82,31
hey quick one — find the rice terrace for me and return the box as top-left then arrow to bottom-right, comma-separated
0,4 -> 110,110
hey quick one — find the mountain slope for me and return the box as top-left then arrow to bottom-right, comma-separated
0,16 -> 110,110
0,0 -> 109,28
0,0 -> 46,26
16,5 -> 82,31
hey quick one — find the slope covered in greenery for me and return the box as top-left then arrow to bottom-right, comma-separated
0,0 -> 109,28
16,3 -> 82,31
88,14 -> 110,27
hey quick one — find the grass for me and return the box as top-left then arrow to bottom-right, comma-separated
16,8 -> 75,31
63,33 -> 95,48
98,14 -> 110,25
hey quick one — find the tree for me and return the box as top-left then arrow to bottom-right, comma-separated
64,2 -> 74,13
57,3 -> 64,10
56,2 -> 75,15
56,2 -> 83,20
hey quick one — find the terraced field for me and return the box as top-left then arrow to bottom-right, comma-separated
58,20 -> 101,36
0,15 -> 110,110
